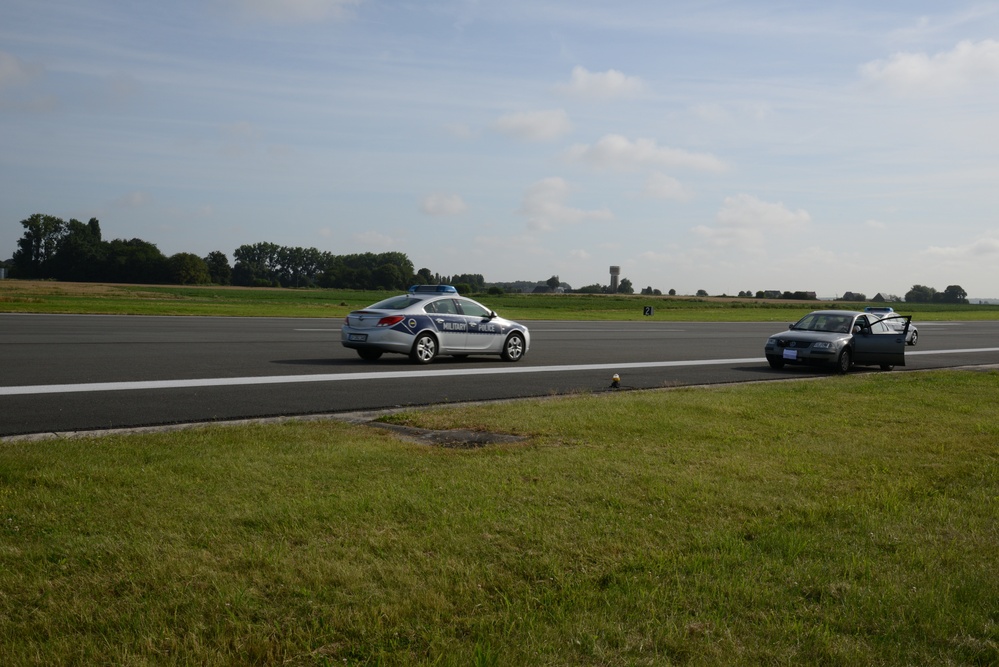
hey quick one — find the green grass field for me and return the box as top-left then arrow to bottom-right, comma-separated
2,280 -> 997,663
2,371 -> 997,665
3,279 -> 998,321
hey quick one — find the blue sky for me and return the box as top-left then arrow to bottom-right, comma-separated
2,0 -> 998,297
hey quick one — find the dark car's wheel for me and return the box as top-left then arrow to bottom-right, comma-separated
908,330 -> 918,346
410,333 -> 438,364
836,348 -> 852,374
357,349 -> 383,361
501,332 -> 526,362
766,355 -> 785,369
880,364 -> 895,371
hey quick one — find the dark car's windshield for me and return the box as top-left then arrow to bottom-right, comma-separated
792,313 -> 853,333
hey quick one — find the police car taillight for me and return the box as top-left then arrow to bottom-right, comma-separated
377,315 -> 405,327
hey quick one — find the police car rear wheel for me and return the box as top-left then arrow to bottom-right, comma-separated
502,332 -> 525,362
410,333 -> 438,364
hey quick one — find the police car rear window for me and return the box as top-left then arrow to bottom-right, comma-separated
368,295 -> 422,310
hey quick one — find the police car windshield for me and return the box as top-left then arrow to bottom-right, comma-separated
367,295 -> 423,310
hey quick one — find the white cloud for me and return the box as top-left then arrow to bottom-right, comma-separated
689,103 -> 730,123
115,191 -> 152,208
231,0 -> 361,22
638,249 -> 676,263
220,121 -> 262,157
444,123 -> 477,140
643,172 -> 692,201
0,51 -> 39,89
474,233 -> 544,254
352,230 -> 394,248
566,134 -> 728,173
570,248 -> 591,260
0,50 -> 55,112
555,66 -> 645,99
693,194 -> 810,247
518,177 -> 613,232
493,109 -> 572,142
860,39 -> 999,94
922,235 -> 999,261
716,193 -> 810,228
689,101 -> 771,123
420,193 -> 468,216
866,219 -> 888,229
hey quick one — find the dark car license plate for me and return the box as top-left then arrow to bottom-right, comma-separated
348,333 -> 367,342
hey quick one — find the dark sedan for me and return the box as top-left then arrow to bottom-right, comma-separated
765,310 -> 910,373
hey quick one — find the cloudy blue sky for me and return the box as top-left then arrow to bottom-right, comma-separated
2,1 -> 998,297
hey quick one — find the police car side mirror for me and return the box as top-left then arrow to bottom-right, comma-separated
488,311 -> 497,319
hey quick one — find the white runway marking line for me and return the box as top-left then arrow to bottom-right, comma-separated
1,358 -> 763,396
2,348 -> 998,397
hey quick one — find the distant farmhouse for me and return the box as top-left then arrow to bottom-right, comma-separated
843,292 -> 897,302
531,285 -> 565,294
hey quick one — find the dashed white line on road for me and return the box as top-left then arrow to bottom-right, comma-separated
3,348 -> 998,397
1,357 -> 763,396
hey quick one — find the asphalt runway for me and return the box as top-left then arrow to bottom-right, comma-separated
2,313 -> 998,437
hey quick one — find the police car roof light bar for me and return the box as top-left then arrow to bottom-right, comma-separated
409,285 -> 458,294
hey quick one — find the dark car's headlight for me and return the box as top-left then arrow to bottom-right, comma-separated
766,337 -> 777,345
812,341 -> 832,349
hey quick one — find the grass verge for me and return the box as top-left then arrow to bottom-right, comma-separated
1,370 -> 996,665
3,280 -> 999,321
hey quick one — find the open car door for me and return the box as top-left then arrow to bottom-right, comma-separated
853,314 -> 908,367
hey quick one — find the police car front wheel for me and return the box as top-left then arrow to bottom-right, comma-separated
502,332 -> 526,362
410,333 -> 438,364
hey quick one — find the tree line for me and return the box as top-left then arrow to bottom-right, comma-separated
903,284 -> 968,304
8,213 -> 434,291
6,213 -> 971,301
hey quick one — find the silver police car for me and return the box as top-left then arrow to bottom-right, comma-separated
764,310 -> 910,373
341,285 -> 530,364
865,307 -> 918,345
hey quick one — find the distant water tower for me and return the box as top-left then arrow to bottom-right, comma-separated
609,266 -> 620,292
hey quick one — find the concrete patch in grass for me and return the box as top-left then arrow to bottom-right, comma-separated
366,421 -> 527,448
